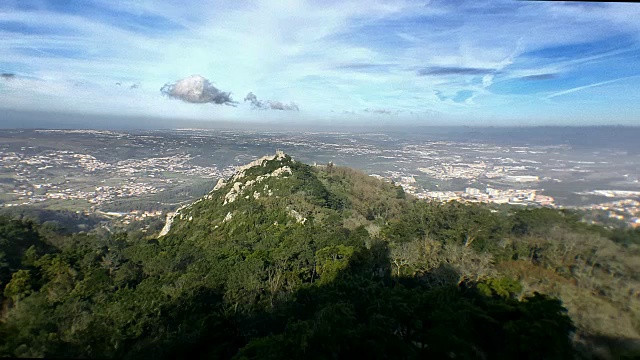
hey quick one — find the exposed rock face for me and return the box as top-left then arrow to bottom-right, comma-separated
230,150 -> 288,182
213,178 -> 226,191
235,150 -> 286,174
223,165 -> 292,205
159,202 -> 190,237
158,212 -> 175,237
223,182 -> 244,205
288,207 -> 307,224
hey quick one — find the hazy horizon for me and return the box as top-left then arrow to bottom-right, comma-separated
2,109 -> 640,132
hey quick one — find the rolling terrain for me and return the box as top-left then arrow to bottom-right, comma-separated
1,152 -> 639,359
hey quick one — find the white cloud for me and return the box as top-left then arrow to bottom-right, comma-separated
161,75 -> 236,105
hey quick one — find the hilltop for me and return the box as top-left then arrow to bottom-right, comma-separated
1,152 -> 639,359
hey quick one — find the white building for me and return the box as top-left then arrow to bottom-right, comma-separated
504,175 -> 539,182
465,187 -> 481,195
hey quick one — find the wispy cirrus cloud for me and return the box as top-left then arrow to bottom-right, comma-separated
521,73 -> 556,81
546,75 -> 640,99
418,67 -> 496,76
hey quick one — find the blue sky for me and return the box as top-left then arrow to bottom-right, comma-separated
1,0 -> 639,126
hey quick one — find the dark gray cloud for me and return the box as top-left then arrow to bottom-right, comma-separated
468,5 -> 522,15
244,92 -> 262,107
161,75 -> 236,105
521,73 -> 556,80
244,92 -> 299,111
555,2 -> 607,10
267,100 -> 299,111
1,73 -> 16,80
418,67 -> 495,76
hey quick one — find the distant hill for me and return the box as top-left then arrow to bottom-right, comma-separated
1,152 -> 639,359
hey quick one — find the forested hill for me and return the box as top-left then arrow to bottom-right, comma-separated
1,152 -> 639,359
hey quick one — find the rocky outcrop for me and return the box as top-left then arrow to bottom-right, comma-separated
288,207 -> 307,224
159,151 -> 293,236
223,165 -> 292,205
158,212 -> 176,237
230,150 -> 287,182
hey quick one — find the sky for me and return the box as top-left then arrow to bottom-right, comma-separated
1,0 -> 639,127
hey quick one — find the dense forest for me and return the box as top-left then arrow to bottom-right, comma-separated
1,153 -> 639,359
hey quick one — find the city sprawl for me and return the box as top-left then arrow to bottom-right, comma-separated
1,128 -> 639,228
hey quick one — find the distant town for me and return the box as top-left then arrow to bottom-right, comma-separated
1,128 -> 639,228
